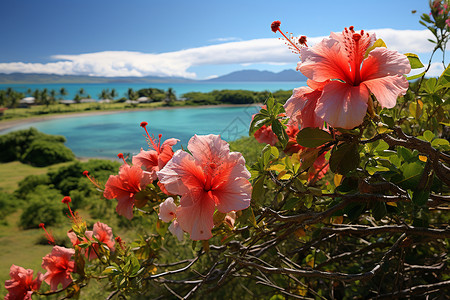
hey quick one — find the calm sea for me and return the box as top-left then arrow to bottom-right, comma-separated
1,81 -> 304,158
3,106 -> 262,158
0,82 -> 302,99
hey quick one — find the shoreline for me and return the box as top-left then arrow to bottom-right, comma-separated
0,103 -> 261,133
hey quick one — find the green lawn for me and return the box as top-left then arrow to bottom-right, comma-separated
0,210 -> 53,298
0,161 -> 72,193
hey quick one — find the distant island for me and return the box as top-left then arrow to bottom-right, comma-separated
0,69 -> 307,84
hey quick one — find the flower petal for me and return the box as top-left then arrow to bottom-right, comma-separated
176,190 -> 215,240
157,150 -> 205,195
315,81 -> 369,129
363,75 -> 409,108
187,134 -> 230,165
298,38 -> 352,83
284,86 -> 324,129
168,220 -> 184,242
159,197 -> 177,223
214,177 -> 252,213
361,47 -> 411,81
158,138 -> 179,169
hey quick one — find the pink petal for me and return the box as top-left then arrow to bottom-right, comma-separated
158,138 -> 179,169
187,134 -> 230,166
363,75 -> 409,108
93,222 -> 115,251
168,220 -> 184,242
159,197 -> 177,223
361,47 -> 411,81
284,86 -> 324,129
214,177 -> 252,213
176,190 -> 215,240
157,150 -> 205,195
132,149 -> 158,180
298,38 -> 352,83
315,81 -> 369,129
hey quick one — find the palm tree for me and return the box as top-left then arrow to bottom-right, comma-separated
50,89 -> 57,105
59,87 -> 68,100
127,88 -> 137,100
165,88 -> 176,105
41,88 -> 50,107
99,89 -> 110,100
110,88 -> 117,100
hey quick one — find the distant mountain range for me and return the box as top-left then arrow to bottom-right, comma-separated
0,69 -> 306,84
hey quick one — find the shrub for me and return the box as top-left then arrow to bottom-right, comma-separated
0,128 -> 73,166
19,185 -> 64,229
22,139 -> 75,167
14,174 -> 50,199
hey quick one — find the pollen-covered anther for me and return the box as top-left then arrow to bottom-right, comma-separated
62,196 -> 72,204
140,121 -> 148,128
299,36 -> 308,46
271,20 -> 281,32
117,153 -> 127,164
352,33 -> 361,42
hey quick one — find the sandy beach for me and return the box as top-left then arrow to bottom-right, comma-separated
0,104 -> 261,133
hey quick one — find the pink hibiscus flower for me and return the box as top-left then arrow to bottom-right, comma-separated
286,26 -> 411,129
158,197 -> 177,223
157,134 -> 252,240
68,222 -> 115,260
132,122 -> 178,181
104,164 -> 152,219
41,246 -> 75,291
86,222 -> 115,260
5,265 -> 43,300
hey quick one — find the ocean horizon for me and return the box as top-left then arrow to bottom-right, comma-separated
0,81 -> 304,100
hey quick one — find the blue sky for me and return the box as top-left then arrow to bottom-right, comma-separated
0,0 -> 444,79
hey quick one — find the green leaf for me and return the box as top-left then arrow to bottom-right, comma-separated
249,113 -> 270,135
412,189 -> 429,206
271,119 -> 288,147
423,130 -> 434,142
372,202 -> 387,220
329,143 -> 360,175
283,197 -> 299,210
405,53 -> 424,69
406,71 -> 426,80
296,127 -> 333,148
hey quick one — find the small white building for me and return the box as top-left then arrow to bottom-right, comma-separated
80,98 -> 96,103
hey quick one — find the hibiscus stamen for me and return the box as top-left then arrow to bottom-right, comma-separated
115,236 -> 125,250
39,223 -> 56,245
117,153 -> 127,164
62,196 -> 83,226
140,121 -> 161,153
271,20 -> 305,54
83,170 -> 103,190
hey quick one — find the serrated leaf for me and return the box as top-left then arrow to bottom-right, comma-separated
296,127 -> 333,148
405,53 -> 424,69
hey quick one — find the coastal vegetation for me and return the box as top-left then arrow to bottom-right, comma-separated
0,131 -> 261,298
0,88 -> 291,122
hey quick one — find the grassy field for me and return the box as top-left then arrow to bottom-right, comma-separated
0,161 -> 72,193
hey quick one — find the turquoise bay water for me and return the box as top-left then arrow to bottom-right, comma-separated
0,81 -> 302,99
4,106 -> 260,158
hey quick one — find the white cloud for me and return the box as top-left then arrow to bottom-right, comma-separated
209,37 -> 242,43
0,28 -> 443,78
